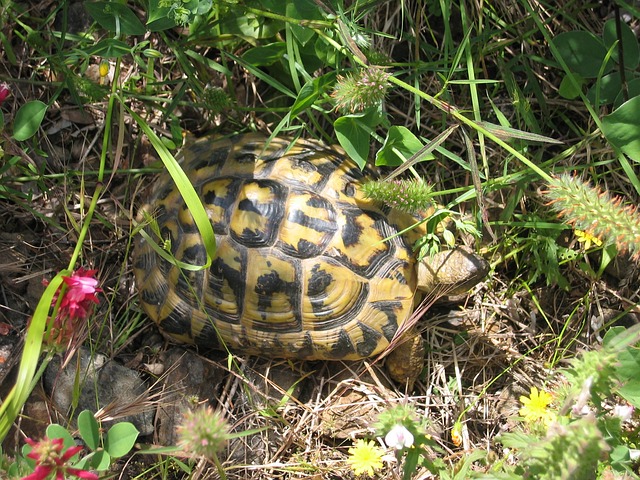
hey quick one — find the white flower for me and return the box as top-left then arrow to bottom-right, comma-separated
613,404 -> 634,422
384,425 -> 414,450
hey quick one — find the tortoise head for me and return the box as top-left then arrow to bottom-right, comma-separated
416,247 -> 489,297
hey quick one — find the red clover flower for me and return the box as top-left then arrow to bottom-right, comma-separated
22,436 -> 98,480
44,267 -> 102,345
59,268 -> 102,320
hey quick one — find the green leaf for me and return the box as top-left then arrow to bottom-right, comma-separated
286,1 -> 319,46
186,0 -> 212,16
559,73 -> 584,100
46,424 -> 76,448
403,448 -> 420,480
496,431 -> 537,449
104,422 -> 139,458
290,72 -> 334,118
219,12 -> 282,39
613,77 -> 640,108
334,115 -> 371,169
586,72 -> 621,105
375,126 -> 428,166
78,410 -> 100,451
71,448 -> 110,472
0,274 -> 64,441
84,1 -> 146,35
90,449 -> 111,470
242,43 -> 287,66
553,31 -> 611,78
129,107 -> 216,271
603,18 -> 639,70
613,348 -> 640,408
602,96 -> 640,162
86,38 -> 132,59
146,0 -> 177,31
13,100 -> 47,141
603,326 -> 640,408
610,445 -> 632,471
314,34 -> 336,64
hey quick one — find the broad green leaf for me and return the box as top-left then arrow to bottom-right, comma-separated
84,1 -> 146,35
559,73 -> 584,100
286,0 -> 321,46
290,23 -> 315,46
334,108 -> 384,169
78,410 -> 100,451
72,449 -> 110,471
219,12 -> 282,39
146,0 -> 177,31
104,422 -> 139,458
610,445 -> 632,471
376,126 -> 427,166
314,34 -> 336,64
242,43 -> 287,66
74,447 -> 111,471
13,100 -> 47,141
86,38 -> 132,59
553,31 -> 612,78
610,332 -> 640,408
613,77 -> 640,108
586,71 -> 621,105
495,431 -> 536,450
618,381 -> 640,409
290,73 -> 334,118
186,0 -> 212,16
90,449 -> 111,470
603,18 -> 639,70
46,424 -> 75,449
334,115 -> 370,169
604,326 -> 640,408
602,96 -> 640,162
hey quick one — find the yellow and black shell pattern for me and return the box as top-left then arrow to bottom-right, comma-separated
133,133 -> 426,361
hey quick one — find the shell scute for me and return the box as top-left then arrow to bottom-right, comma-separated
230,180 -> 286,248
278,190 -> 337,258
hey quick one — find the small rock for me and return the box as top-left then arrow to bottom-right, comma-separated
43,347 -> 154,435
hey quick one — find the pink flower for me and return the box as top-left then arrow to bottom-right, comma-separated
0,83 -> 10,105
43,267 -> 102,345
59,268 -> 102,320
22,436 -> 98,480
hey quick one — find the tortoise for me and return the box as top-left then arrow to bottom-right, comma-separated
133,133 -> 488,385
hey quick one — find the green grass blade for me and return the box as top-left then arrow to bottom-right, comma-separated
127,106 -> 216,269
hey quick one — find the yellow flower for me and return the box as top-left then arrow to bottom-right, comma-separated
347,439 -> 384,477
99,60 -> 110,78
519,386 -> 556,426
451,421 -> 463,447
575,229 -> 603,250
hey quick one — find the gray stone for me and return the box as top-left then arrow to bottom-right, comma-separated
43,347 -> 154,435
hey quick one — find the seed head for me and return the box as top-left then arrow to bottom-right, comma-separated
332,67 -> 391,113
177,406 -> 230,461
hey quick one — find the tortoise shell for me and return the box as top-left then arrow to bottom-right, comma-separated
133,133 -> 431,361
